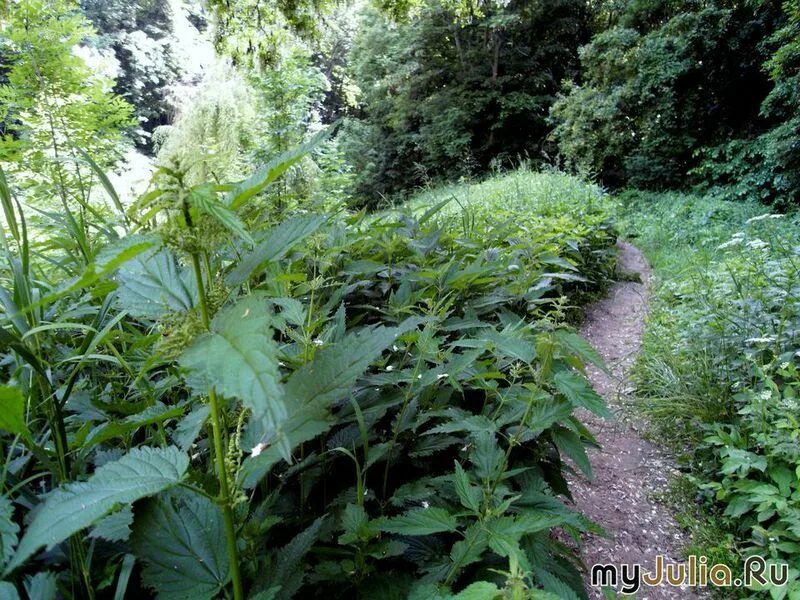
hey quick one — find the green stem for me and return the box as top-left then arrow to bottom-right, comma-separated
191,253 -> 245,600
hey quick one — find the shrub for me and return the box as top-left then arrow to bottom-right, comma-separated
0,159 -> 617,598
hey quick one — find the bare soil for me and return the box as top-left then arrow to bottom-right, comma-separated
569,241 -> 696,599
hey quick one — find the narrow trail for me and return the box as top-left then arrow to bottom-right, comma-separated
570,241 -> 695,599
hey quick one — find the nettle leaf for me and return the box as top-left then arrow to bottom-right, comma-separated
117,248 -> 197,319
553,330 -> 607,374
132,489 -> 230,600
172,405 -> 210,452
452,581 -> 502,600
553,370 -> 610,418
550,427 -> 592,478
0,385 -> 31,442
453,462 -> 482,513
379,508 -> 459,536
285,324 -> 404,409
0,496 -> 19,570
24,571 -> 57,600
7,446 -> 188,574
180,297 -> 287,457
469,431 -> 504,481
84,402 -> 185,449
225,127 -> 331,211
227,214 -> 328,286
89,506 -> 134,542
264,517 -> 325,599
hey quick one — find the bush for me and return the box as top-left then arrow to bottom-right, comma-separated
620,191 -> 800,596
0,160 -> 617,598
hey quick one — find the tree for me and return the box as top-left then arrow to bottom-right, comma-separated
344,0 -> 590,202
0,0 -> 133,223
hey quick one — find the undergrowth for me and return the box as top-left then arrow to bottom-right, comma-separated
618,191 -> 800,598
0,156 -> 617,599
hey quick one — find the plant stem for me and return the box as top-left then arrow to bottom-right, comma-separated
190,253 -> 245,600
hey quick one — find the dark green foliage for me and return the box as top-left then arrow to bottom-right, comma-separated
80,0 -> 179,147
551,0 -> 784,191
0,125 -> 617,600
343,0 -> 589,202
619,192 -> 800,594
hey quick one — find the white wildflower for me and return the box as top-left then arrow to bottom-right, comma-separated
417,374 -> 422,379
313,338 -> 324,346
386,365 -> 394,371
421,501 -> 430,509
745,336 -> 775,344
746,239 -> 768,250
436,373 -> 449,380
760,390 -> 772,401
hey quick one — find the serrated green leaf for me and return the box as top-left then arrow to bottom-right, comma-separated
453,462 -> 481,513
225,127 -> 331,210
24,571 -> 56,600
89,506 -> 133,542
264,517 -> 325,599
554,330 -> 607,373
339,504 -> 370,545
239,405 -> 335,488
285,325 -> 402,409
117,249 -> 197,319
469,431 -> 503,481
379,507 -> 458,536
452,582 -> 502,600
551,427 -> 592,478
180,297 -> 287,456
173,405 -> 210,452
553,370 -> 610,418
0,496 -> 19,570
84,402 -> 185,449
132,489 -> 229,600
227,214 -> 327,286
7,446 -> 188,574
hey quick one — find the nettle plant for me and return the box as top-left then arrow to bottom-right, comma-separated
0,143 -> 616,599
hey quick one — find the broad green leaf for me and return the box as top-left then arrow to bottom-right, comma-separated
173,405 -> 210,451
226,214 -> 327,286
379,507 -> 458,536
554,330 -> 607,374
551,427 -> 592,478
263,517 -> 325,598
6,446 -> 188,574
24,572 -> 57,600
0,386 -> 30,441
239,406 -> 336,488
89,506 -> 133,542
553,370 -> 611,418
452,582 -> 502,600
0,496 -> 19,570
469,431 -> 503,481
449,522 -> 489,570
84,402 -> 185,449
132,489 -> 230,600
180,298 -> 287,455
285,325 -> 402,409
0,582 -> 19,600
453,462 -> 481,513
117,248 -> 197,319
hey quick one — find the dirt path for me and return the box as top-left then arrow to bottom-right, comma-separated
570,241 -> 695,599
